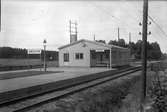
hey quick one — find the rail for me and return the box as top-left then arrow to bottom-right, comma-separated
0,66 -> 142,112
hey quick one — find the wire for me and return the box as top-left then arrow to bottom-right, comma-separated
148,15 -> 167,38
89,3 -> 138,36
89,3 -> 121,25
89,1 -> 167,44
89,2 -> 142,42
127,2 -> 167,40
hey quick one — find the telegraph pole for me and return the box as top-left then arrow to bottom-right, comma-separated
94,34 -> 96,41
118,27 -> 120,41
141,0 -> 148,108
75,21 -> 78,39
129,32 -> 131,44
0,0 -> 1,32
69,20 -> 71,40
43,39 -> 47,72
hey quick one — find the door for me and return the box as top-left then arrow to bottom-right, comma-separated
100,54 -> 103,63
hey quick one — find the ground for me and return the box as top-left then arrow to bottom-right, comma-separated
25,62 -> 167,112
0,59 -> 58,67
26,71 -> 141,112
1,61 -> 166,112
0,71 -> 62,80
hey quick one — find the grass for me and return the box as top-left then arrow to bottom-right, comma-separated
0,59 -> 41,66
0,70 -> 63,80
147,62 -> 167,112
33,73 -> 141,112
0,58 -> 58,67
28,61 -> 167,112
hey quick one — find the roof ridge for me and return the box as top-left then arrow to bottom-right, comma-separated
85,39 -> 128,49
58,39 -> 129,50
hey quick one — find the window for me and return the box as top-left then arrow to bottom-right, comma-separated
92,54 -> 96,59
105,53 -> 109,59
119,52 -> 122,58
91,52 -> 96,59
80,53 -> 83,59
76,53 -> 80,59
75,53 -> 84,60
64,53 -> 69,62
112,51 -> 116,58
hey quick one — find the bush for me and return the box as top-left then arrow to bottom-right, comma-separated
149,63 -> 167,112
76,76 -> 140,112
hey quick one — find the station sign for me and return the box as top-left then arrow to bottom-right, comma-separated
27,49 -> 41,54
95,49 -> 105,52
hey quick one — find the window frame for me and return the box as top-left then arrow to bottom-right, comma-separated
80,53 -> 83,59
75,53 -> 84,60
64,53 -> 69,62
75,53 -> 80,60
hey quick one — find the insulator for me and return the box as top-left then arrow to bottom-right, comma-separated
149,21 -> 151,25
139,22 -> 142,26
43,39 -> 47,44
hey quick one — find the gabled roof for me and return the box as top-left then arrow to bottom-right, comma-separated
58,39 -> 129,50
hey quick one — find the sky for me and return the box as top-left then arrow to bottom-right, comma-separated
1,0 -> 167,53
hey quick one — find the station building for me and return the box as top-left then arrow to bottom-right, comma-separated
58,39 -> 130,68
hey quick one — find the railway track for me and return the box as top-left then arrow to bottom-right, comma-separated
0,66 -> 142,112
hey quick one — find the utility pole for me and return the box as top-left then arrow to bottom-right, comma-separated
129,32 -> 131,55
0,0 -> 1,32
94,34 -> 96,41
75,22 -> 78,39
69,20 -> 71,41
118,27 -> 120,41
129,32 -> 131,44
141,0 -> 148,109
43,39 -> 47,72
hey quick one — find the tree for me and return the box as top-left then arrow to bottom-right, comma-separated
150,42 -> 162,59
118,39 -> 126,47
128,40 -> 162,60
96,40 -> 106,44
108,39 -> 162,60
134,40 -> 142,59
108,40 -> 118,46
128,42 -> 136,55
108,38 -> 127,48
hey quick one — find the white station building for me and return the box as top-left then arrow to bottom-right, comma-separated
58,39 -> 130,68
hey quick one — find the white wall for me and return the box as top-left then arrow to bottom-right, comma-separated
59,42 -> 90,67
59,41 -> 109,67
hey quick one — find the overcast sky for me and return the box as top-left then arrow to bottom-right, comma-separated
1,0 -> 167,52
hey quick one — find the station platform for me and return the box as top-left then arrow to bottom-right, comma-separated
0,67 -> 113,104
